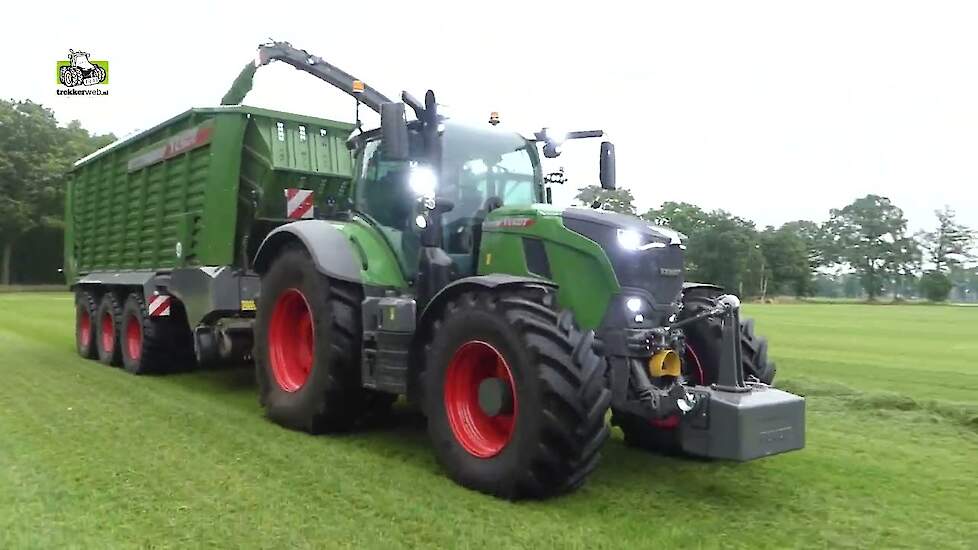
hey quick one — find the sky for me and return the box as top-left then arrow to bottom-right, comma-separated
4,0 -> 977,233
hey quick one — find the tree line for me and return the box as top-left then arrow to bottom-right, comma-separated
577,186 -> 977,302
0,99 -> 115,284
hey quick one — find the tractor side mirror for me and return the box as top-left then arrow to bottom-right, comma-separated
599,141 -> 616,190
381,102 -> 409,161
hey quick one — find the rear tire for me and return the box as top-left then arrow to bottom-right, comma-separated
95,293 -> 122,366
424,286 -> 611,499
254,247 -> 372,433
120,293 -> 179,375
75,290 -> 97,359
612,288 -> 776,454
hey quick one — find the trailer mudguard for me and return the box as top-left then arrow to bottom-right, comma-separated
253,220 -> 362,283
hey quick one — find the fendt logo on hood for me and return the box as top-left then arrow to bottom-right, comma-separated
483,217 -> 536,229
56,49 -> 109,96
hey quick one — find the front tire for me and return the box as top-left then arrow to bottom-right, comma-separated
424,286 -> 611,499
254,247 -> 371,433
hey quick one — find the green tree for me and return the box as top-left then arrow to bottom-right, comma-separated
917,206 -> 974,273
0,100 -> 113,284
823,195 -> 911,300
920,271 -> 953,302
758,226 -> 812,296
575,185 -> 637,215
644,202 -> 757,295
948,266 -> 978,302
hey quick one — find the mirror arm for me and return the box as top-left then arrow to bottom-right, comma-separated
401,91 -> 425,120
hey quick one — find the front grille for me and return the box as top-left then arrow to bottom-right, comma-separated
562,210 -> 684,310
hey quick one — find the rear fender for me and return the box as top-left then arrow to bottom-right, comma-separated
253,220 -> 362,283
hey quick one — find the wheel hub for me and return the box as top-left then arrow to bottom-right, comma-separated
478,377 -> 514,417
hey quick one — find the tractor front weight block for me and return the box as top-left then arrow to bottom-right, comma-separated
678,295 -> 805,461
680,385 -> 805,461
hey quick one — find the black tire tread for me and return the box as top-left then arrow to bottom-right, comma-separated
120,292 -> 185,375
255,247 -> 382,433
425,285 -> 610,499
75,290 -> 98,359
95,292 -> 123,366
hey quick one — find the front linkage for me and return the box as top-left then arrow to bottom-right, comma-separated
608,294 -> 806,461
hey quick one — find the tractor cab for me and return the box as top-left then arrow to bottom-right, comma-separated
353,119 -> 545,280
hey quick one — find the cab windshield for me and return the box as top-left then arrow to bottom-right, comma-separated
354,122 -> 543,278
438,122 -> 542,210
438,123 -> 541,259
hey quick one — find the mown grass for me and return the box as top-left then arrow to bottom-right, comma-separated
1,293 -> 976,549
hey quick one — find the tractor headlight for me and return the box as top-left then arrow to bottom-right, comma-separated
409,164 -> 437,198
617,228 -> 667,251
617,229 -> 643,250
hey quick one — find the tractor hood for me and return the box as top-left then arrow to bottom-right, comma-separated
561,208 -> 684,246
561,207 -> 686,317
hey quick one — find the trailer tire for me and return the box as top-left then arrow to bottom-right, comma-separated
95,292 -> 123,366
254,247 -> 371,433
75,290 -> 98,359
120,293 -> 178,375
612,288 -> 776,454
423,286 -> 611,499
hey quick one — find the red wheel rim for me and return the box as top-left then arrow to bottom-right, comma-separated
268,289 -> 314,392
125,315 -> 142,361
78,308 -> 92,346
443,340 -> 517,458
100,311 -> 114,353
685,343 -> 706,386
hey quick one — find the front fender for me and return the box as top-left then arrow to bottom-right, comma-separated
682,282 -> 725,294
253,220 -> 362,284
419,274 -> 557,327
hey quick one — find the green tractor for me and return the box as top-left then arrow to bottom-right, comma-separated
240,43 -> 804,498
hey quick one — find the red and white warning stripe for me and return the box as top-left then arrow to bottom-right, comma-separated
148,294 -> 171,317
285,188 -> 314,220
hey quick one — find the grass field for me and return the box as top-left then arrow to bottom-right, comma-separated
1,293 -> 976,548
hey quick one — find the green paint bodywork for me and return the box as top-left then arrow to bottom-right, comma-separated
328,216 -> 409,289
478,205 -> 621,330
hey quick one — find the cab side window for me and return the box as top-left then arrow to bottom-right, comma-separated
355,139 -> 420,278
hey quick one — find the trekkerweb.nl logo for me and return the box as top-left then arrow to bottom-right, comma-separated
56,49 -> 109,96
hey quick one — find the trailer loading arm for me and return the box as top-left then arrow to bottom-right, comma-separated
221,41 -> 394,112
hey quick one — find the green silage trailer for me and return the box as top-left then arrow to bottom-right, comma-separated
67,106 -> 356,366
67,105 -> 354,277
